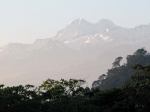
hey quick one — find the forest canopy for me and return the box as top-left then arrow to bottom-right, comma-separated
1,48 -> 150,112
92,48 -> 150,90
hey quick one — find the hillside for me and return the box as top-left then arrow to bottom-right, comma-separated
0,19 -> 150,86
92,48 -> 150,90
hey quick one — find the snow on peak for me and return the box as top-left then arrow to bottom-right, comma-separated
54,18 -> 94,42
54,18 -> 119,43
0,45 -> 8,53
106,29 -> 109,32
2,18 -> 150,52
51,18 -> 150,50
68,18 -> 93,27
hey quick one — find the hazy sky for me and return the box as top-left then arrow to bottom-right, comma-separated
0,0 -> 150,47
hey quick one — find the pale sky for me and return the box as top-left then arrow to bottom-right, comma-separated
0,0 -> 150,47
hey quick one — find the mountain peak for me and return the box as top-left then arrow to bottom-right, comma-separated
98,19 -> 113,23
96,19 -> 116,26
68,18 -> 92,26
72,18 -> 87,22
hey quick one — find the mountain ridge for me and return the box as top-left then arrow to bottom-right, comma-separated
0,18 -> 150,86
1,18 -> 150,52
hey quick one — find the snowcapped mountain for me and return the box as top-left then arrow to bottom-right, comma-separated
50,18 -> 150,50
1,18 -> 150,52
0,18 -> 150,87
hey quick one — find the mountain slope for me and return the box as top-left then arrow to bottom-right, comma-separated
0,18 -> 150,87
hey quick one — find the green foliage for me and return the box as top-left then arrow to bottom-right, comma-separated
92,48 -> 150,90
90,64 -> 150,112
112,57 -> 123,68
1,48 -> 150,111
1,65 -> 150,112
0,85 -> 42,112
0,79 -> 86,112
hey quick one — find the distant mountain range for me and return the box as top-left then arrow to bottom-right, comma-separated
0,18 -> 150,87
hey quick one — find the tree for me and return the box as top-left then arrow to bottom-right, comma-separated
38,78 -> 86,111
0,85 -> 42,112
133,48 -> 147,56
120,64 -> 150,111
92,74 -> 107,90
92,48 -> 150,90
112,57 -> 123,68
